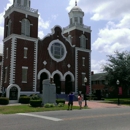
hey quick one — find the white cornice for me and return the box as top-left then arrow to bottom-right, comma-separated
3,34 -> 38,43
4,7 -> 39,18
75,47 -> 91,53
63,25 -> 91,34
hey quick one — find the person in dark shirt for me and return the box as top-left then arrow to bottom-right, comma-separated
67,92 -> 74,110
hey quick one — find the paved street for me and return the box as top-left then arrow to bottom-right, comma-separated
0,101 -> 130,130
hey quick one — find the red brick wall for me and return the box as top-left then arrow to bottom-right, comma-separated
77,51 -> 90,91
15,39 -> 34,91
37,27 -> 75,76
64,29 -> 91,50
2,40 -> 12,88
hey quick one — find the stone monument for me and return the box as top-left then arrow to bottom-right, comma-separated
42,78 -> 56,105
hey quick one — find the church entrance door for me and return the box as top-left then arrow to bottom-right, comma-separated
40,72 -> 48,93
65,75 -> 72,94
54,74 -> 61,94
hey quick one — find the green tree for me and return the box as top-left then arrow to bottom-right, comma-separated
103,51 -> 130,97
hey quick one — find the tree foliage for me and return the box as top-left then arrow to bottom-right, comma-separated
103,51 -> 130,96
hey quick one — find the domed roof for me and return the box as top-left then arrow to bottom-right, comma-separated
70,6 -> 82,12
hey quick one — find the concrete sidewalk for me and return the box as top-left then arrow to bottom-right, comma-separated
68,100 -> 128,109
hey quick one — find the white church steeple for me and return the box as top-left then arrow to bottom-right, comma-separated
13,0 -> 30,8
69,1 -> 84,26
75,0 -> 77,6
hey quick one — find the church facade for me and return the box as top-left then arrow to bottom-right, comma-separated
1,0 -> 92,96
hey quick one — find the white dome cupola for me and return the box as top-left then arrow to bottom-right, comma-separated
69,0 -> 84,26
13,0 -> 30,8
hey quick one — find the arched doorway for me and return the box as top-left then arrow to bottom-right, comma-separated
65,75 -> 72,94
40,72 -> 48,93
54,74 -> 61,94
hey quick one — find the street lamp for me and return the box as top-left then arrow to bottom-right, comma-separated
116,80 -> 120,105
84,77 -> 87,107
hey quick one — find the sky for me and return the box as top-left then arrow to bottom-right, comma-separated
0,0 -> 130,73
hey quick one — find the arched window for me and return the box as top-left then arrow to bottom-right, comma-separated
68,35 -> 72,43
7,20 -> 11,36
80,34 -> 87,48
21,19 -> 30,36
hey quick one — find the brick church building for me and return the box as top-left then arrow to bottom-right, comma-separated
1,0 -> 91,96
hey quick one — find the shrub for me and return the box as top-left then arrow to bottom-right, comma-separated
44,103 -> 55,108
30,94 -> 41,100
20,95 -> 27,97
19,96 -> 30,104
30,100 -> 42,107
0,97 -> 9,105
56,99 -> 65,104
57,103 -> 64,107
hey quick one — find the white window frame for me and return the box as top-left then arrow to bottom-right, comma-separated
24,47 -> 28,58
80,34 -> 87,48
4,67 -> 8,83
48,39 -> 67,62
68,35 -> 72,43
82,57 -> 85,66
22,66 -> 28,83
7,20 -> 11,36
6,48 -> 8,59
21,19 -> 30,36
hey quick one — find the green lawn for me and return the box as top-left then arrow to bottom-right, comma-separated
104,98 -> 130,105
0,104 -> 82,114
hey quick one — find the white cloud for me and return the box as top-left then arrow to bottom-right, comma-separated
91,59 -> 106,73
0,0 -> 13,53
92,22 -> 130,54
38,15 -> 50,30
38,31 -> 44,39
66,0 -> 80,11
0,0 -> 13,54
51,14 -> 58,20
67,0 -> 130,21
117,15 -> 130,28
0,12 -> 4,25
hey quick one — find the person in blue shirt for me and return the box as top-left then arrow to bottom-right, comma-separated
67,92 -> 74,110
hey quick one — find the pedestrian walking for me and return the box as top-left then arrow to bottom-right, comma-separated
67,92 -> 74,110
78,93 -> 83,109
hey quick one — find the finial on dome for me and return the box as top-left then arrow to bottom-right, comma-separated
75,0 -> 77,6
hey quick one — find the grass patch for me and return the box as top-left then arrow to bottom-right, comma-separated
104,98 -> 130,105
0,104 -> 82,114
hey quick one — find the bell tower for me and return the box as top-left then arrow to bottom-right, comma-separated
63,1 -> 92,93
2,0 -> 39,94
